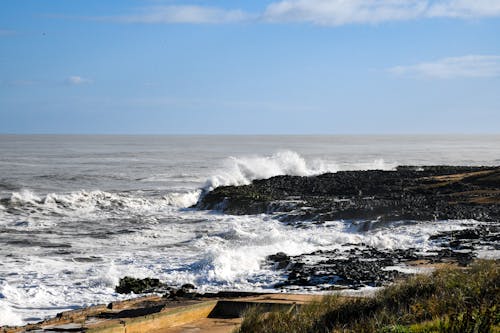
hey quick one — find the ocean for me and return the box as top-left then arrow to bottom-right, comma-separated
1,134 -> 499,326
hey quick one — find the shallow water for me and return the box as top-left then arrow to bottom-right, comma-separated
0,134 -> 499,325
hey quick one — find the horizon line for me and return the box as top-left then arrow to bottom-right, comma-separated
1,133 -> 500,136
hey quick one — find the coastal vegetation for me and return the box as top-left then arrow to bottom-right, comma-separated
237,260 -> 499,333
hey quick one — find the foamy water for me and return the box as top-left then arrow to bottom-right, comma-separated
0,135 -> 499,326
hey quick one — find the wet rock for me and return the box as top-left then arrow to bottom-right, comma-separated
197,166 -> 500,223
432,249 -> 475,267
196,166 -> 500,291
428,224 -> 499,252
177,283 -> 196,296
266,252 -> 291,269
165,283 -> 197,299
430,228 -> 483,241
273,240 -> 485,290
115,277 -> 167,294
173,289 -> 188,297
181,283 -> 196,290
277,253 -> 402,290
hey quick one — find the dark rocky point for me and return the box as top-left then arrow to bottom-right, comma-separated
196,166 -> 500,290
171,283 -> 197,298
196,166 -> 500,223
266,252 -> 291,269
115,277 -> 167,294
114,277 -> 201,300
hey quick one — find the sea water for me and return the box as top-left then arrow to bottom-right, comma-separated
0,135 -> 499,325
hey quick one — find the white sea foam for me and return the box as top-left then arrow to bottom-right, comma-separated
2,189 -> 176,225
0,302 -> 24,327
0,209 -> 492,325
10,189 -> 41,204
0,282 -> 25,326
477,249 -> 500,259
190,151 -> 397,208
203,151 -> 339,191
163,190 -> 201,207
2,151 -> 397,215
152,216 -> 477,291
1,145 -> 499,326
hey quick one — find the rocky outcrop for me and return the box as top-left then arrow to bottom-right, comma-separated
197,166 -> 500,223
196,166 -> 500,291
115,277 -> 168,294
264,220 -> 498,291
268,245 -> 479,291
115,277 -> 201,300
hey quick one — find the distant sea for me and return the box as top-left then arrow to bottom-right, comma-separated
1,134 -> 499,325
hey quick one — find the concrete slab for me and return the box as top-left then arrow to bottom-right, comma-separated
1,293 -> 321,333
156,318 -> 242,333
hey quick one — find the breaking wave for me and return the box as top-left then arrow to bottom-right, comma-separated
203,151 -> 334,191
0,189 -> 173,223
0,151 -> 397,216
203,150 -> 396,191
163,190 -> 201,208
144,151 -> 397,209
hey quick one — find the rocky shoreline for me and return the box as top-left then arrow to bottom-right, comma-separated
112,221 -> 498,294
196,166 -> 500,290
4,166 -> 499,331
112,166 -> 500,294
197,166 -> 500,222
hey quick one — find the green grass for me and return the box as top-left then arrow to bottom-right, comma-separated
236,260 -> 499,333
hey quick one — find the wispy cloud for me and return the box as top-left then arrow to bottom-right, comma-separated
262,0 -> 500,25
101,5 -> 253,24
65,76 -> 92,85
87,1 -> 500,26
389,55 -> 500,79
263,0 -> 428,25
427,0 -> 500,18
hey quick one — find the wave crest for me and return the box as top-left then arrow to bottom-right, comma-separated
1,189 -> 171,221
0,151 -> 398,213
203,151 -> 339,192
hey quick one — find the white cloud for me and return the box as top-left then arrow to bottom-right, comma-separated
263,0 -> 427,25
108,5 -> 252,24
427,0 -> 500,18
262,0 -> 500,25
65,76 -> 92,85
85,0 -> 500,25
389,55 -> 500,79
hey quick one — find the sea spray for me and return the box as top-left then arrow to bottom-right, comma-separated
1,135 -> 499,326
203,151 -> 341,191
0,151 -> 395,217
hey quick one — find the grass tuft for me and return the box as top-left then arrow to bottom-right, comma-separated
236,260 -> 499,333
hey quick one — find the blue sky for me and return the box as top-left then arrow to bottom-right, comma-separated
1,0 -> 499,134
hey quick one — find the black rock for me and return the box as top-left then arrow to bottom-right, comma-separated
115,277 -> 166,294
266,252 -> 291,269
196,166 -> 500,223
272,243 -> 483,290
194,166 -> 500,291
181,283 -> 196,290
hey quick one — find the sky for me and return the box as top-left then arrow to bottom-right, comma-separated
0,0 -> 499,134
